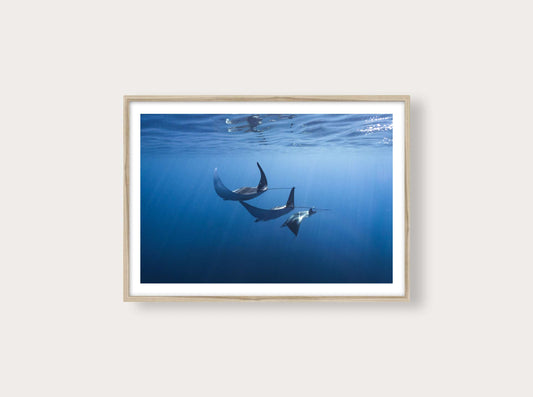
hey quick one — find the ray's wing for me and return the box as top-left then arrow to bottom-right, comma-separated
214,167 -> 267,201
282,212 -> 308,236
240,201 -> 279,221
256,162 -> 268,191
285,217 -> 302,236
213,168 -> 247,200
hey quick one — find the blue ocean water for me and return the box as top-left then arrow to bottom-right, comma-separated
141,114 -> 393,283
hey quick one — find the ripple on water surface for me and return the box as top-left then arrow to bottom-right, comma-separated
141,114 -> 393,155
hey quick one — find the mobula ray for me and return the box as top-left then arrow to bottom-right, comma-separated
240,187 -> 295,222
213,162 -> 268,201
281,208 -> 317,236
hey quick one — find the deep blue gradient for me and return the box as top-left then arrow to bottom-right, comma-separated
141,114 -> 393,283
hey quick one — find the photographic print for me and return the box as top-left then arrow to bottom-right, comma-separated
124,96 -> 409,301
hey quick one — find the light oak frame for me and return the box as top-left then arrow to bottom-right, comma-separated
124,96 -> 410,302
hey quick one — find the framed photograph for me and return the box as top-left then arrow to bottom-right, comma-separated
124,96 -> 409,301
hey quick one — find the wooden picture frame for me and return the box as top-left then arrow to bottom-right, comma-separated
124,96 -> 410,301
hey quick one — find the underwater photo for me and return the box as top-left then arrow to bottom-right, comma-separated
140,113 -> 393,283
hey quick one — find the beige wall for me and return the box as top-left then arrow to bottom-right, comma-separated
1,1 -> 531,396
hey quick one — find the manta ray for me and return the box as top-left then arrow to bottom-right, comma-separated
281,208 -> 317,236
214,162 -> 268,201
240,187 -> 295,222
